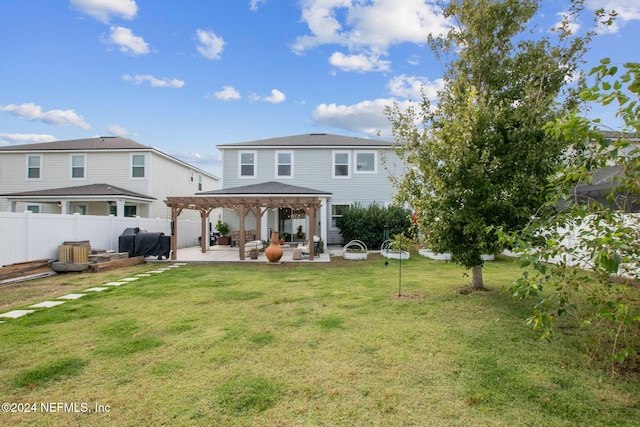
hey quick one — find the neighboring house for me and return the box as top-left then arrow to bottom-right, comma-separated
571,131 -> 640,212
0,136 -> 219,220
213,133 -> 404,245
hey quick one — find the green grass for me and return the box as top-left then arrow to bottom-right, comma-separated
0,255 -> 638,426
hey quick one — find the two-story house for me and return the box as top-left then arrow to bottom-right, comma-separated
0,136 -> 219,220
210,133 -> 403,245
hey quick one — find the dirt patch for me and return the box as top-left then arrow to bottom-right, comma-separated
395,292 -> 424,299
456,286 -> 490,295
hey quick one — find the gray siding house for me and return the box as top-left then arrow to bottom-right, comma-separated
215,133 -> 404,245
0,136 -> 219,220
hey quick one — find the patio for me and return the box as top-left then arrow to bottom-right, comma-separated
162,244 -> 342,263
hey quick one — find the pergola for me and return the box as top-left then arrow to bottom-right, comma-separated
164,182 -> 328,261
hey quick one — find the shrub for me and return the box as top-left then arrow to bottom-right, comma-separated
336,203 -> 412,249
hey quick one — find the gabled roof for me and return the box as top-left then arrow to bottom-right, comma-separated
197,181 -> 331,196
216,133 -> 395,149
0,183 -> 155,200
0,136 -> 148,152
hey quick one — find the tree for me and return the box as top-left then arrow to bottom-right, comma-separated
385,0 -> 598,289
502,60 -> 640,370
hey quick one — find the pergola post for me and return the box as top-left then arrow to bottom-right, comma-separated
307,205 -> 317,261
199,208 -> 212,253
170,206 -> 183,260
238,204 -> 246,260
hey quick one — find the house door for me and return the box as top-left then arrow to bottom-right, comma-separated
278,208 -> 306,243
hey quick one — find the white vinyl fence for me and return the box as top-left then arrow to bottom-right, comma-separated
0,212 -> 203,267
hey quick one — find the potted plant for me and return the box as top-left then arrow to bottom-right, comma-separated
249,247 -> 260,259
216,220 -> 231,245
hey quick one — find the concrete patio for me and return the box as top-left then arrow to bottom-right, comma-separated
161,244 -> 343,263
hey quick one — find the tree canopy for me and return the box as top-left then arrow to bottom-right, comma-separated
385,0 -> 601,288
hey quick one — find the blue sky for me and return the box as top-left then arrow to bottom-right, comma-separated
1,0 -> 638,177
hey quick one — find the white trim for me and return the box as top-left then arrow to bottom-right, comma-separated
332,150 -> 351,179
26,154 -> 43,181
354,150 -> 377,174
70,153 -> 87,180
238,150 -> 257,179
275,150 -> 294,179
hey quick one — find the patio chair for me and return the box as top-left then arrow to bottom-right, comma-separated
244,240 -> 263,255
299,235 -> 320,258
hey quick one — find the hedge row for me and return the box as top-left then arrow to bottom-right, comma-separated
335,203 -> 413,250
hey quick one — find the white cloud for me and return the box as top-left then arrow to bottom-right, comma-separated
122,74 -> 185,88
70,0 -> 138,23
587,0 -> 640,22
388,75 -> 444,100
252,89 -> 286,104
210,86 -> 241,101
196,29 -> 226,60
159,149 -> 222,167
105,26 -> 149,56
0,133 -> 57,145
249,0 -> 266,12
312,98 -> 418,137
0,102 -> 91,129
292,0 -> 449,54
107,124 -> 135,136
329,52 -> 390,72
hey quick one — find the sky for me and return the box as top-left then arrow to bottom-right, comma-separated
1,0 -> 639,178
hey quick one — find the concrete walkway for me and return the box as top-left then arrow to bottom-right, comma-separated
0,263 -> 187,321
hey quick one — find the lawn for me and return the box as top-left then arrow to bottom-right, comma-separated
0,255 -> 638,426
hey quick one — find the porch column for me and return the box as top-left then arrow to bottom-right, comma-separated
319,197 -> 328,247
116,200 -> 125,217
261,212 -> 268,241
60,201 -> 70,215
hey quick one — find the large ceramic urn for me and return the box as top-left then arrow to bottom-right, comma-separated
265,231 -> 283,263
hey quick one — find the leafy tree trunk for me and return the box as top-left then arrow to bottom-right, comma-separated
471,265 -> 484,290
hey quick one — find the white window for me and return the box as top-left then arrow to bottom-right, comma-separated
332,151 -> 350,178
70,154 -> 86,179
73,205 -> 87,215
355,151 -> 377,173
131,154 -> 146,178
198,174 -> 203,191
276,151 -> 293,178
239,151 -> 257,178
190,170 -> 194,183
26,155 -> 42,180
331,204 -> 350,229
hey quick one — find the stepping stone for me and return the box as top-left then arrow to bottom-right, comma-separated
120,277 -> 139,282
58,293 -> 86,300
156,268 -> 171,271
84,287 -> 109,292
29,301 -> 65,308
0,310 -> 36,319
136,274 -> 151,277
173,263 -> 187,266
104,281 -> 127,286
146,270 -> 165,274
